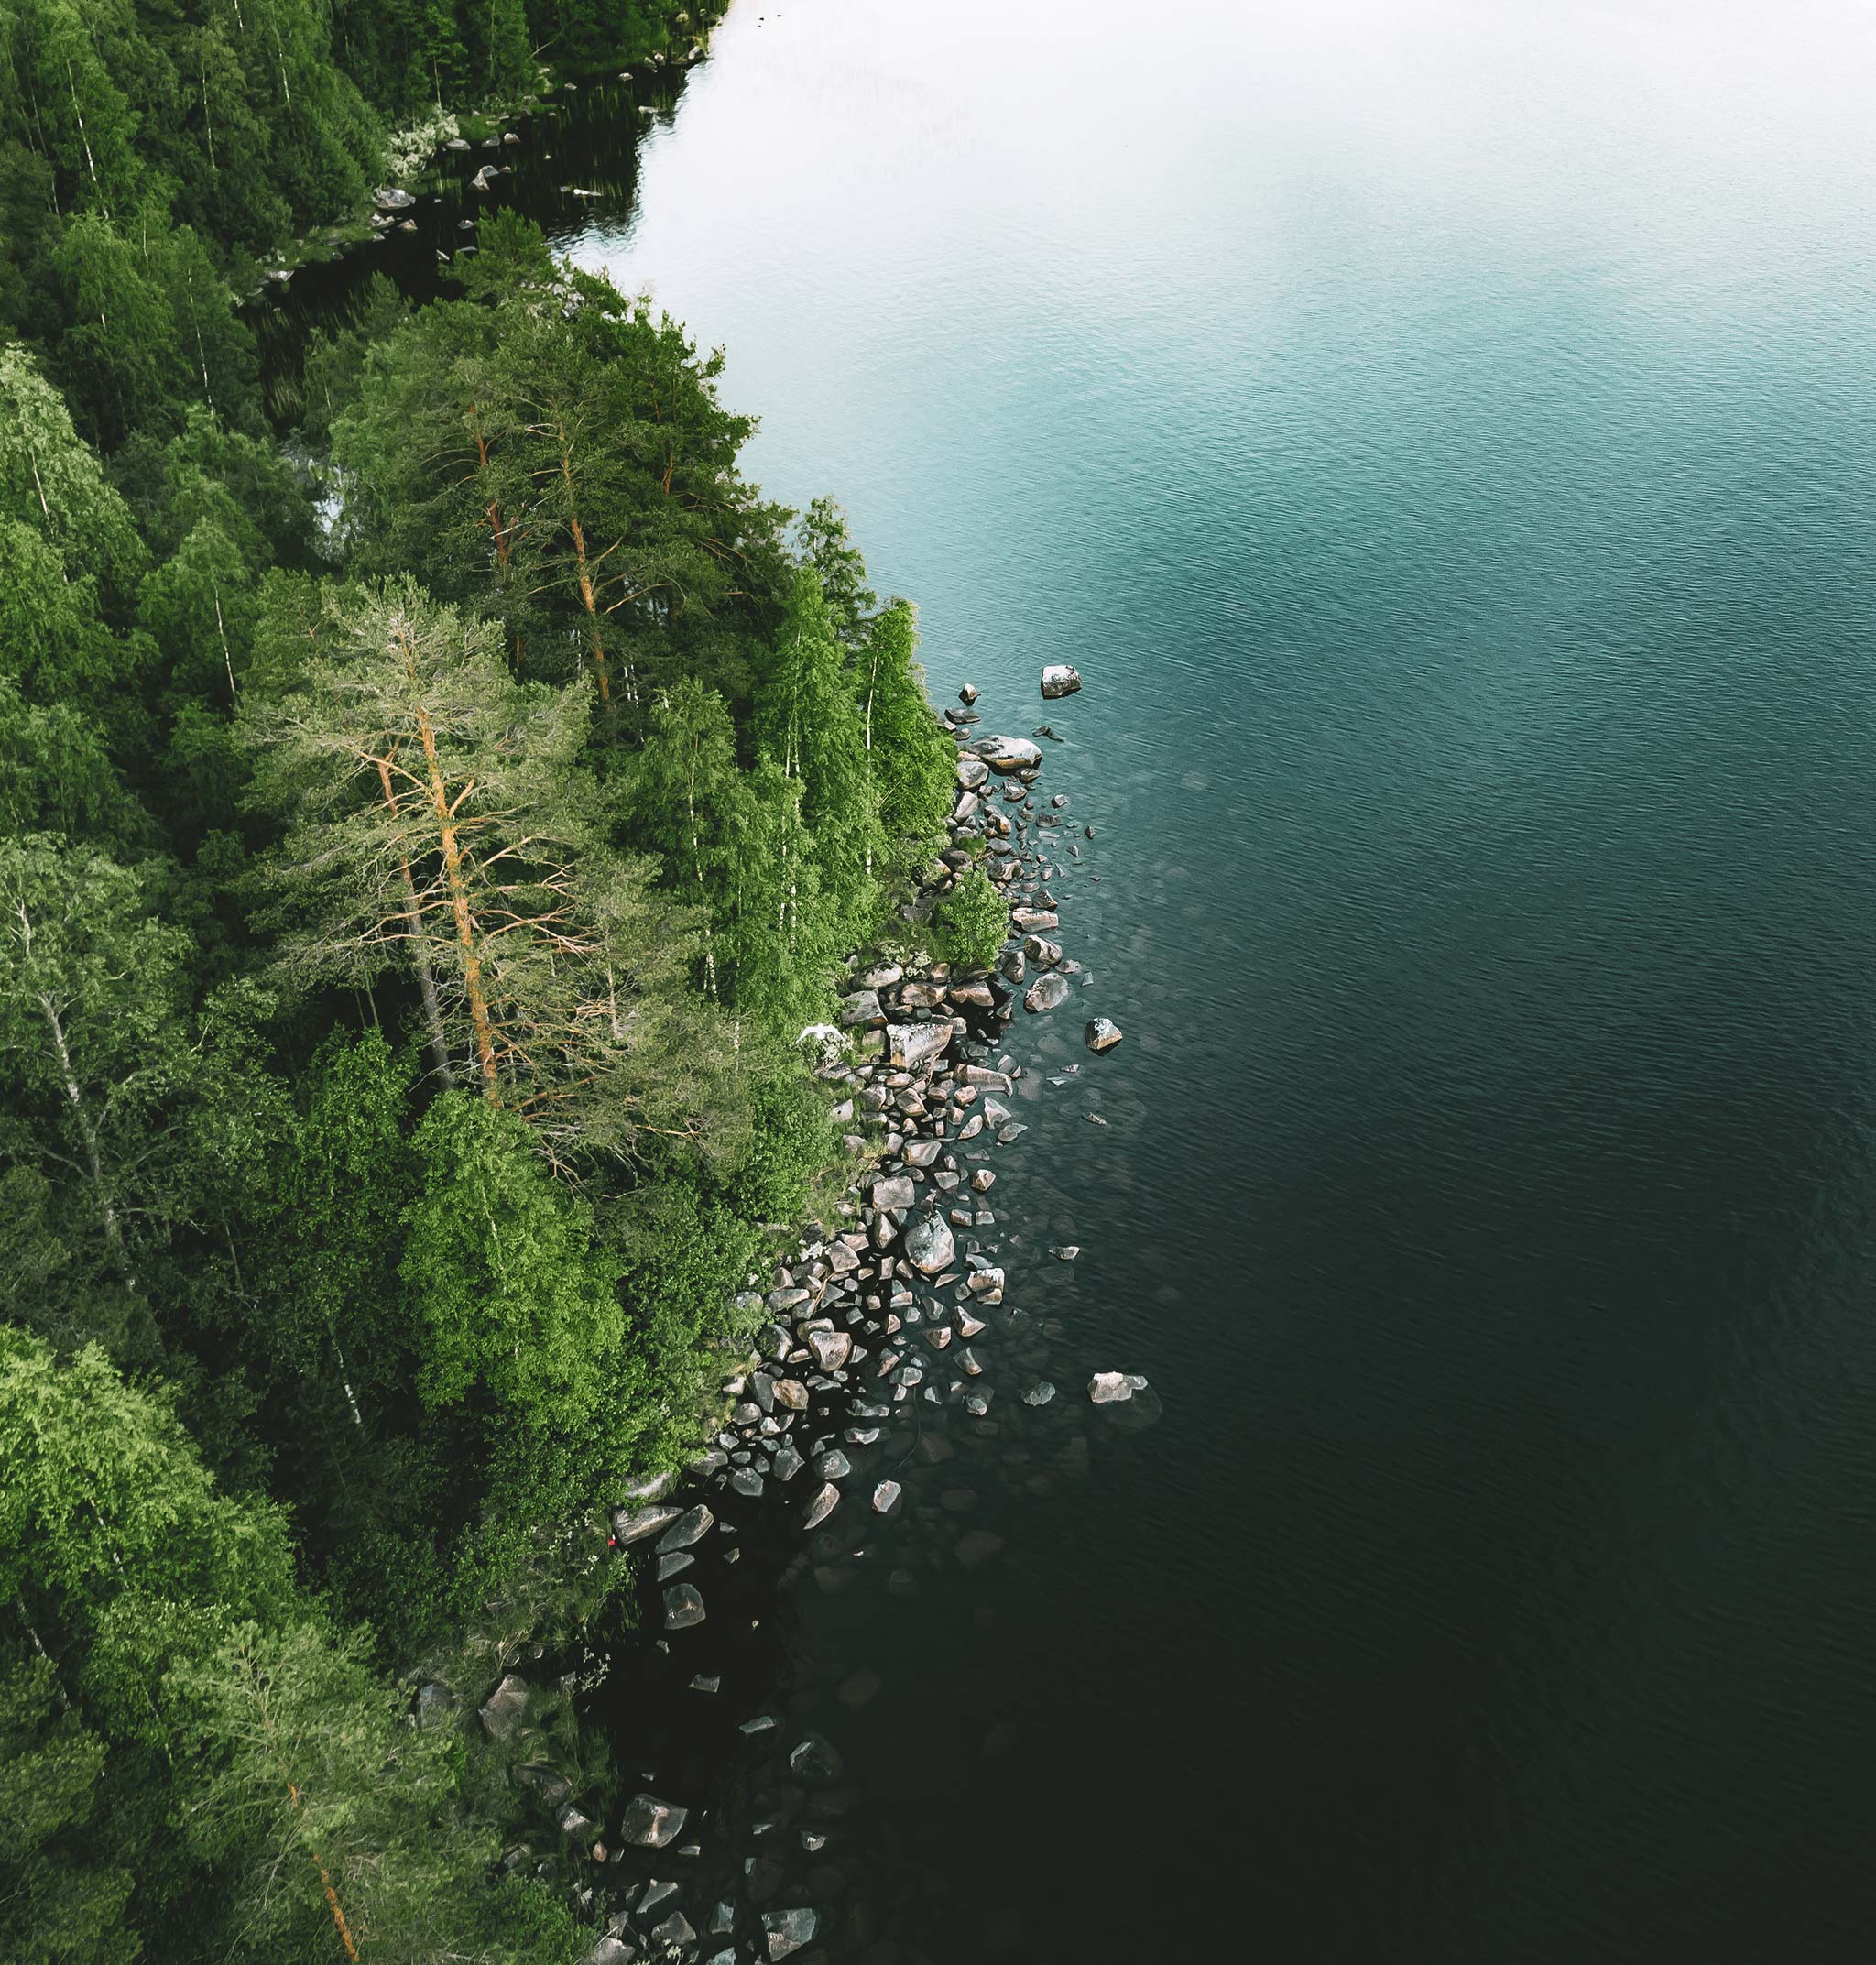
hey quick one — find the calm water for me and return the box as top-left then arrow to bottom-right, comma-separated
278,2 -> 1876,1955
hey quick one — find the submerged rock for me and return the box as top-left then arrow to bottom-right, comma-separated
802,1482 -> 841,1530
762,1907 -> 820,1960
662,1583 -> 706,1629
1024,973 -> 1071,1013
620,1793 -> 689,1848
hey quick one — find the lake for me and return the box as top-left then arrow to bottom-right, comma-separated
269,2 -> 1876,1956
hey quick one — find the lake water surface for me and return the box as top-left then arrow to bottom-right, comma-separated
278,3 -> 1876,1956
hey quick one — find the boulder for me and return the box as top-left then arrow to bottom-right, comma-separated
1022,1381 -> 1057,1406
887,1021 -> 952,1071
787,1732 -> 845,1784
773,1379 -> 809,1411
807,1328 -> 852,1371
662,1583 -> 706,1629
959,682 -> 979,704
903,1213 -> 956,1275
763,1907 -> 820,1960
802,1482 -> 841,1530
870,1174 -> 916,1212
1040,663 -> 1083,699
973,734 -> 1043,774
1051,1244 -> 1081,1261
649,1915 -> 695,1949
374,186 -> 417,209
1088,1371 -> 1133,1403
655,1504 -> 714,1555
1024,974 -> 1071,1013
872,1479 -> 903,1515
1085,1017 -> 1124,1053
839,988 -> 882,1027
1023,934 -> 1063,967
956,756 -> 990,790
478,1674 -> 529,1740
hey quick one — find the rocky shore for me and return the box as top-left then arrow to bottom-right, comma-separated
479,680 -> 1156,1965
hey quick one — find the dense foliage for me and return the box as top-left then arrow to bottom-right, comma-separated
0,8 -> 960,1960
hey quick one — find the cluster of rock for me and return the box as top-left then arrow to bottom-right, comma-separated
493,681 -> 1151,1964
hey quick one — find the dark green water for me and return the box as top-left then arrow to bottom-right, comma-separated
272,2 -> 1876,1955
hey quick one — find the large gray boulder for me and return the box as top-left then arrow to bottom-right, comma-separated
869,1174 -> 916,1212
1025,973 -> 1071,1013
611,1502 -> 682,1545
763,1907 -> 820,1960
887,1021 -> 952,1071
956,755 -> 990,789
1088,1371 -> 1133,1403
1041,663 -> 1083,699
655,1504 -> 714,1555
479,1674 -> 529,1740
620,1792 -> 689,1848
802,1482 -> 840,1530
662,1583 -> 706,1629
973,733 -> 1043,774
903,1212 -> 955,1275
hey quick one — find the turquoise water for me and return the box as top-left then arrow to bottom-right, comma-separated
284,2 -> 1876,1953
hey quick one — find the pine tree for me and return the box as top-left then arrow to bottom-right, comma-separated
244,578 -> 731,1163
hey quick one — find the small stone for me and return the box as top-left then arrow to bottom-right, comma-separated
650,1913 -> 696,1949
1022,1381 -> 1057,1406
872,1479 -> 903,1515
1051,1245 -> 1081,1261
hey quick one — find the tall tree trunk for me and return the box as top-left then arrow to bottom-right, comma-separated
372,757 -> 454,1086
406,691 -> 499,1096
35,988 -> 139,1293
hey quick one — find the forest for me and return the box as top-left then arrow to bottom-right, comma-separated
0,5 -> 972,1960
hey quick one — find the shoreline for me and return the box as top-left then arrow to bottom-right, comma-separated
480,676 -> 1156,1961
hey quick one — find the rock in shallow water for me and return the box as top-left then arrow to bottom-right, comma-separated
802,1482 -> 841,1530
663,1583 -> 706,1628
1040,662 -> 1083,698
1085,1017 -> 1124,1053
1087,1371 -> 1133,1403
762,1907 -> 820,1960
619,1793 -> 688,1848
1024,973 -> 1071,1013
904,1212 -> 956,1274
973,733 -> 1043,774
